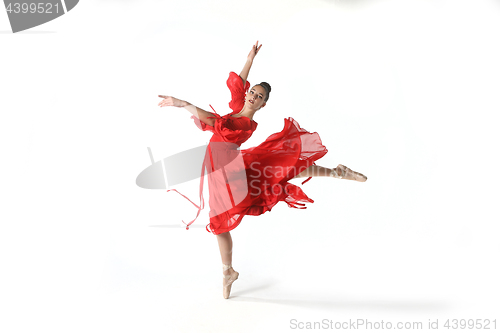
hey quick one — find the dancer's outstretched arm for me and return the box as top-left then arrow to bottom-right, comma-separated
239,41 -> 262,87
158,95 -> 217,127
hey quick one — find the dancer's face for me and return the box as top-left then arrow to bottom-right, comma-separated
245,85 -> 267,110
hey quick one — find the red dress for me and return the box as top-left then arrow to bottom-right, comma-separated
167,72 -> 328,235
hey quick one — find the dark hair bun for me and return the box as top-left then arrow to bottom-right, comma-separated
259,82 -> 271,93
258,82 -> 271,102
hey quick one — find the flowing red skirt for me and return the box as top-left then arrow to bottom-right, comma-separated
169,117 -> 328,235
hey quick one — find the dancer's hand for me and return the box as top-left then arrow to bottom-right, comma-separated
247,40 -> 262,61
158,95 -> 187,108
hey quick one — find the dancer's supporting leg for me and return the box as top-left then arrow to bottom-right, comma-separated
216,231 -> 239,298
216,231 -> 235,274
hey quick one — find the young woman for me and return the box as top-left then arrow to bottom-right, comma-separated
158,41 -> 367,299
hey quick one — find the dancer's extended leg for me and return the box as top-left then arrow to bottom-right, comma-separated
293,164 -> 367,182
293,165 -> 334,178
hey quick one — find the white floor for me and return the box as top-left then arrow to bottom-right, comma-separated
1,0 -> 499,332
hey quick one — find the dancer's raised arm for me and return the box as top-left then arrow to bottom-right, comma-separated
158,95 -> 217,127
239,41 -> 262,87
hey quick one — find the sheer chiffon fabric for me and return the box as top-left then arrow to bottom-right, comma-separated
168,72 -> 328,235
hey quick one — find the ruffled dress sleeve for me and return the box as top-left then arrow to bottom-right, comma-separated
226,71 -> 250,113
190,106 -> 222,134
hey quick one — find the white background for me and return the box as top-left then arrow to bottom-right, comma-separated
1,0 -> 499,332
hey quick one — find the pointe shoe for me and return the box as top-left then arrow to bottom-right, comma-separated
331,164 -> 367,182
222,264 -> 239,299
